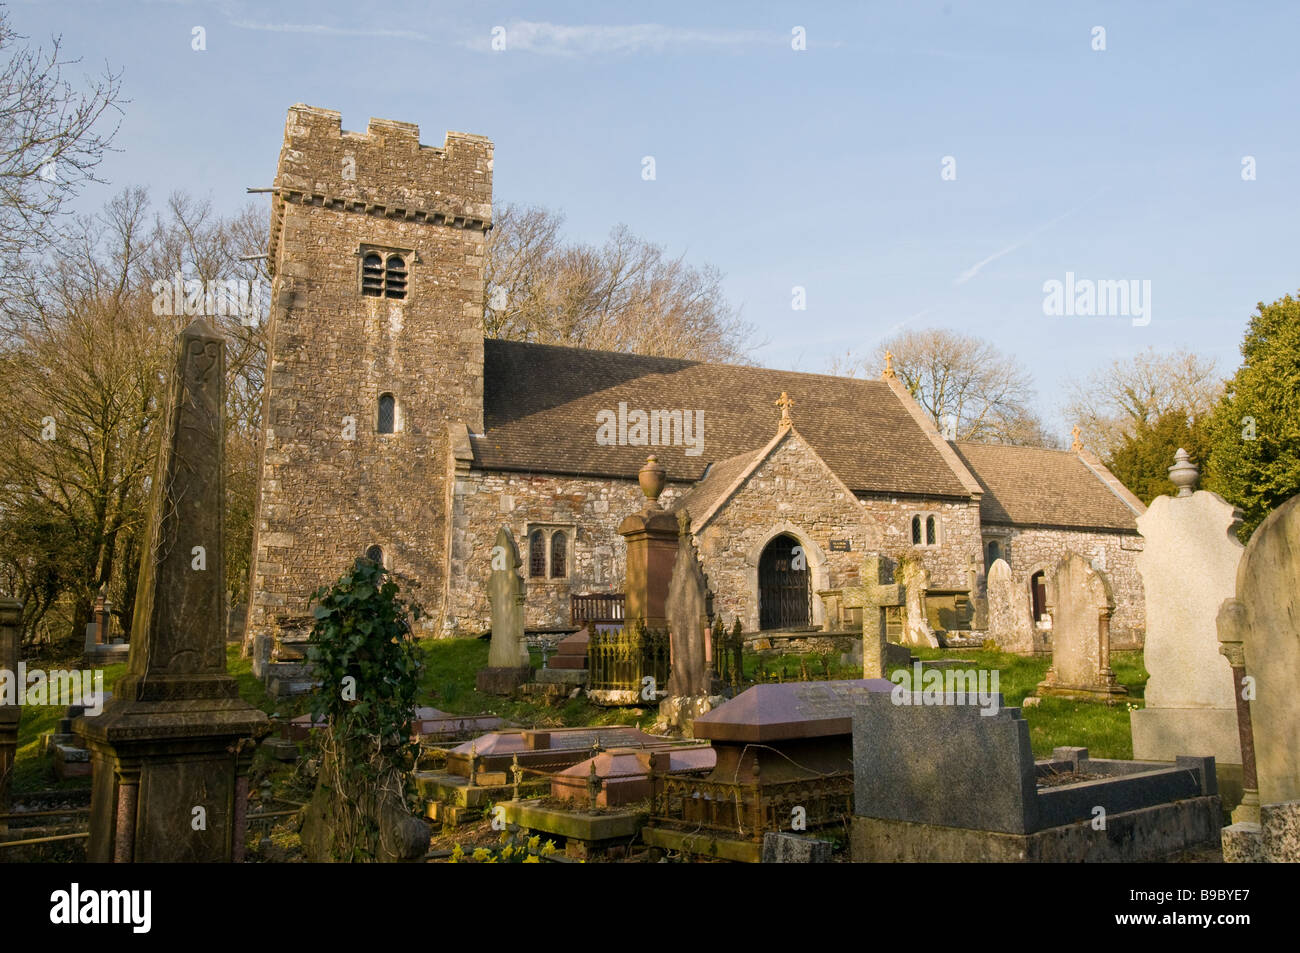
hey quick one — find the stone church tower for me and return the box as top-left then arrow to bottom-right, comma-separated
245,105 -> 492,682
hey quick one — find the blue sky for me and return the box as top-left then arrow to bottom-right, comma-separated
12,1 -> 1300,439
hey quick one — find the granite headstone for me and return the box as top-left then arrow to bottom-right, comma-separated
1132,452 -> 1243,776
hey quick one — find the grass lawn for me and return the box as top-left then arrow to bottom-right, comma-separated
10,645 -> 279,795
410,638 -> 1147,759
9,638 -> 1149,797
896,646 -> 1147,759
415,637 -> 652,730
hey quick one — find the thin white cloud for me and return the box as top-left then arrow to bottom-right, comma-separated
886,308 -> 932,336
955,189 -> 1109,285
957,243 -> 1020,284
467,21 -> 778,56
231,20 -> 431,42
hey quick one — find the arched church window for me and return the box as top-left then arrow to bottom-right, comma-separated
378,393 -> 396,434
987,540 -> 1001,566
911,516 -> 922,545
362,253 -> 384,296
926,515 -> 938,546
529,530 -> 546,578
365,544 -> 384,566
384,254 -> 407,299
549,531 -> 567,579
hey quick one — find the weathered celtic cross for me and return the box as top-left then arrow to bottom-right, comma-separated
839,554 -> 904,679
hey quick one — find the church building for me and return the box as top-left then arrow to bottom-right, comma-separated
243,106 -> 1146,684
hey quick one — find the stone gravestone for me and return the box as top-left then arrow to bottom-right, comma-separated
0,597 -> 20,829
658,510 -> 721,734
477,526 -> 530,694
1035,552 -> 1126,700
75,319 -> 268,863
1217,491 -> 1300,862
665,511 -> 710,698
840,555 -> 907,678
986,558 -> 1035,654
897,559 -> 939,649
1131,451 -> 1243,799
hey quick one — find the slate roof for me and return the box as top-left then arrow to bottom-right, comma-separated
675,448 -> 765,521
472,339 -> 973,498
952,442 -> 1142,532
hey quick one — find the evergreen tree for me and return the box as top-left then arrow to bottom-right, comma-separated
1108,410 -> 1212,505
1205,293 -> 1300,540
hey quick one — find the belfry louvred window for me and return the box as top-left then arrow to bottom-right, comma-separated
384,254 -> 407,299
362,253 -> 384,296
361,251 -> 407,298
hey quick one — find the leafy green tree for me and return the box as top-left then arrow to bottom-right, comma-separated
1205,293 -> 1300,540
1108,410 -> 1213,505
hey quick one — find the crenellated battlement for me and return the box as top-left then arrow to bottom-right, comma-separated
267,104 -> 493,275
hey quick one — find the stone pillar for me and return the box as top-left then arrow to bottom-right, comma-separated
618,456 -> 678,629
75,319 -> 268,863
1218,600 -> 1260,825
112,765 -> 139,863
0,597 -> 21,831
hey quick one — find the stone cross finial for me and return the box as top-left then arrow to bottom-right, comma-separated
1168,447 -> 1198,497
883,351 -> 896,380
775,391 -> 794,427
1071,424 -> 1083,453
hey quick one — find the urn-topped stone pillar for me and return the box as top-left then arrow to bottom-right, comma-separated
618,455 -> 679,629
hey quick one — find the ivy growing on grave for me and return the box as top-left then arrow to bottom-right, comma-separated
305,557 -> 425,860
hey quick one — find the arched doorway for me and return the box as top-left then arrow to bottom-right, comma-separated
758,534 -> 810,630
1030,570 -> 1047,623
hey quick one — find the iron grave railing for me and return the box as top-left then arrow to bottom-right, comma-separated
648,772 -> 854,842
587,619 -> 669,693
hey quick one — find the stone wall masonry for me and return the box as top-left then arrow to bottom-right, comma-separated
245,106 -> 492,651
990,526 -> 1145,648
692,432 -> 983,632
857,494 -> 983,593
446,469 -> 685,633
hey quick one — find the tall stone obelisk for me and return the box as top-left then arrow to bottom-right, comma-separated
76,319 -> 268,862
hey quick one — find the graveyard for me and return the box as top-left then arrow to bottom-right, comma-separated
1,9 -> 1298,898
1,211 -> 1296,869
